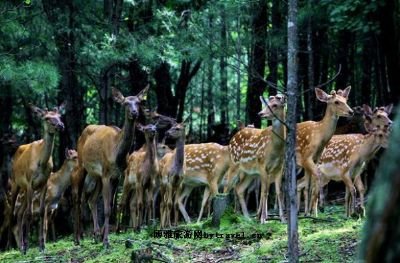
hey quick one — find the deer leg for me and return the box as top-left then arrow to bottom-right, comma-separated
236,175 -> 254,218
309,179 -> 319,217
197,187 -> 210,223
72,166 -> 85,245
147,179 -> 156,224
166,184 -> 173,228
275,175 -> 286,223
21,185 -> 33,254
135,183 -> 143,228
7,183 -> 19,249
117,177 -> 130,232
101,176 -> 112,248
255,178 -> 260,212
342,172 -> 356,217
153,186 -> 159,224
129,190 -> 137,228
43,205 -> 49,247
354,174 -> 365,217
39,187 -> 47,252
88,180 -> 101,242
178,185 -> 193,223
296,176 -> 305,213
16,199 -> 25,252
223,165 -> 240,193
259,170 -> 271,224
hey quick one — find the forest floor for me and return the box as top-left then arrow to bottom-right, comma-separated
0,205 -> 363,263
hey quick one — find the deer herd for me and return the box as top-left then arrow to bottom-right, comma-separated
0,85 -> 394,254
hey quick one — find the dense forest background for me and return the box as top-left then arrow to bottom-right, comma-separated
0,0 -> 399,168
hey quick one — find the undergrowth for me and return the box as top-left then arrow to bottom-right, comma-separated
0,205 -> 363,262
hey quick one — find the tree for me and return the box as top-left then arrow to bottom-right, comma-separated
285,0 -> 299,261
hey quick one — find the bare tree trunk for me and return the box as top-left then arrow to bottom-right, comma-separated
235,9 -> 242,122
306,0 -> 314,120
246,0 -> 267,128
286,0 -> 299,261
220,2 -> 228,127
199,70 -> 206,141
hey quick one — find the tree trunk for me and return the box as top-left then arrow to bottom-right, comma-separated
246,0 -> 267,128
220,3 -> 228,127
211,194 -> 228,228
306,0 -> 314,120
267,0 -> 281,96
286,0 -> 299,261
154,62 -> 176,117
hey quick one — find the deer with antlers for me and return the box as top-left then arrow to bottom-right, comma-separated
298,104 -> 393,216
159,122 -> 186,228
296,87 -> 353,216
224,94 -> 286,223
174,143 -> 231,223
71,86 -> 148,247
8,104 -> 64,253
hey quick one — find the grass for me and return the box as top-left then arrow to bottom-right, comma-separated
0,205 -> 363,262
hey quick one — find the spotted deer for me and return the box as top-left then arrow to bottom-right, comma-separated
175,143 -> 230,223
296,87 -> 353,216
159,122 -> 186,228
224,94 -> 286,223
298,104 -> 393,216
9,104 -> 65,253
313,125 -> 390,217
71,86 -> 148,247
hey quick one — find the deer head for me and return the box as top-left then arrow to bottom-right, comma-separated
363,104 -> 393,129
143,108 -> 177,129
112,85 -> 149,120
137,123 -> 157,140
364,122 -> 391,149
315,86 -> 353,117
258,94 -> 287,119
31,103 -> 65,134
65,148 -> 78,162
165,122 -> 186,140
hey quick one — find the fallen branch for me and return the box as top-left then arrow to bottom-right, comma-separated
299,216 -> 334,222
152,241 -> 184,251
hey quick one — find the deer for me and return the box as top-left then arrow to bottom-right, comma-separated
224,94 -> 287,223
295,87 -> 353,216
298,104 -> 393,216
42,149 -> 78,245
159,122 -> 186,228
117,142 -> 171,231
8,104 -> 64,253
312,125 -> 390,217
128,124 -> 159,228
71,86 -> 148,248
174,143 -> 231,223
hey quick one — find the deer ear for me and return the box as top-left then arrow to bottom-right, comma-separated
385,103 -> 393,115
111,87 -> 125,104
315,88 -> 330,102
65,148 -> 70,158
137,84 -> 149,101
341,86 -> 351,99
30,104 -> 46,118
363,104 -> 373,117
259,96 -> 268,105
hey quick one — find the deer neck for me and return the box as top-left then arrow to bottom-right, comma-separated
40,125 -> 55,168
319,105 -> 339,143
58,161 -> 75,190
271,111 -> 286,148
144,135 -> 157,165
357,134 -> 380,161
116,109 -> 136,169
172,135 -> 185,176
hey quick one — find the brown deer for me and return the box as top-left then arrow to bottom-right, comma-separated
9,104 -> 64,253
117,142 -> 171,231
296,87 -> 353,216
224,94 -> 286,222
71,86 -> 148,247
159,122 -> 186,228
175,143 -> 231,223
298,104 -> 393,216
130,124 -> 159,227
42,149 -> 78,245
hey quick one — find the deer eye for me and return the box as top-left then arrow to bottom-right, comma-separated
377,115 -> 381,118
272,105 -> 277,108
335,101 -> 339,105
